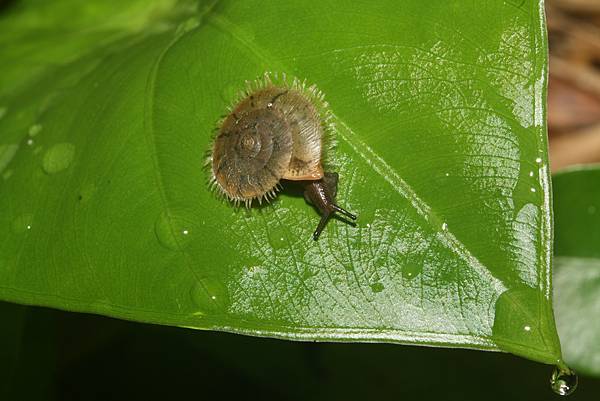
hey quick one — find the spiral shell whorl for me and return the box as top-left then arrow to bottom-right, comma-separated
210,73 -> 334,206
212,108 -> 292,204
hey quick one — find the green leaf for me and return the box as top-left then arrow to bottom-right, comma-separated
553,165 -> 600,376
0,0 -> 562,364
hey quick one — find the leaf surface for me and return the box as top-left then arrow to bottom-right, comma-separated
0,0 -> 562,363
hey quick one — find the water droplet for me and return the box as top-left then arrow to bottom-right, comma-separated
268,226 -> 288,250
28,124 -> 42,137
402,263 -> 422,280
445,172 -> 450,177
370,282 -> 385,293
441,222 -> 448,231
0,144 -> 18,173
26,139 -> 34,146
0,106 -> 6,119
42,143 -> 75,174
11,213 -> 33,234
535,157 -> 542,163
492,286 -> 562,358
529,171 -> 534,177
550,366 -> 578,396
530,187 -> 536,193
154,211 -> 195,251
588,205 -> 596,215
190,278 -> 229,313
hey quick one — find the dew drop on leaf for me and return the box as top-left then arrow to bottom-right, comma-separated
0,144 -> 18,173
154,210 -> 197,251
492,286 -> 562,362
370,282 -> 384,293
28,123 -> 42,137
42,143 -> 75,174
189,278 -> 229,314
550,365 -> 578,396
402,263 -> 422,280
267,226 -> 288,250
11,213 -> 33,234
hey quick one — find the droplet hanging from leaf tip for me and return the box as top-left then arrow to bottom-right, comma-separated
550,364 -> 578,396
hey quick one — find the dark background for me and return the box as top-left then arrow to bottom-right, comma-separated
2,301 -> 599,401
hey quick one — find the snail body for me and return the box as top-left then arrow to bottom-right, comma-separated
209,74 -> 356,240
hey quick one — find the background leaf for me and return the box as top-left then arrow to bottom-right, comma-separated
553,165 -> 600,376
0,0 -> 562,364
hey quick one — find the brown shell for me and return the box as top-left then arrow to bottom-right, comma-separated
210,75 -> 329,205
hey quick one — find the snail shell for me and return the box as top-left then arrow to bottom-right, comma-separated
209,74 -> 332,206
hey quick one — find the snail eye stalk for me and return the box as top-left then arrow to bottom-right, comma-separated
303,173 -> 357,241
312,204 -> 357,241
332,204 -> 357,221
313,213 -> 331,241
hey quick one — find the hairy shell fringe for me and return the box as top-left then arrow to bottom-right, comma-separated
207,71 -> 337,206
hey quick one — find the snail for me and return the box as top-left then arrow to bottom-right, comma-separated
208,73 -> 356,240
